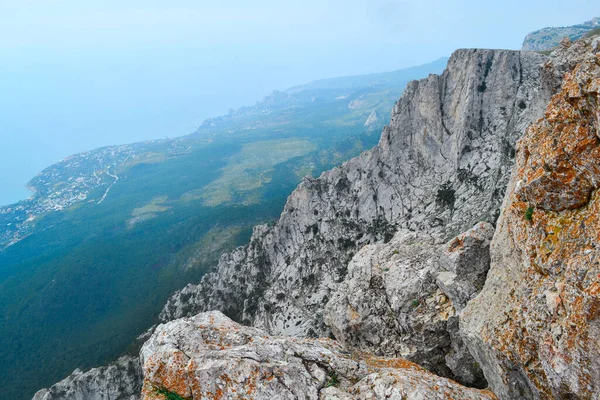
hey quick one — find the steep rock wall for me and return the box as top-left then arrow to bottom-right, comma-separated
461,36 -> 600,400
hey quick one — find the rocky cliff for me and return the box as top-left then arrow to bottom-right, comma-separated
35,37 -> 600,399
32,356 -> 142,400
462,36 -> 600,399
158,48 -> 554,381
522,17 -> 600,52
140,311 -> 496,399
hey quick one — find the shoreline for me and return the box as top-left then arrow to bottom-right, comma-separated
0,184 -> 35,208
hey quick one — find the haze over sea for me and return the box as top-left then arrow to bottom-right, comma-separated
1,0 -> 597,205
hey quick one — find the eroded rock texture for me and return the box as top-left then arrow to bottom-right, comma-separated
323,222 -> 493,387
140,311 -> 496,400
32,356 -> 142,400
461,37 -> 600,399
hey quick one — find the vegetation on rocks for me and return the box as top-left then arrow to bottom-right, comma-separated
524,206 -> 534,221
155,388 -> 189,400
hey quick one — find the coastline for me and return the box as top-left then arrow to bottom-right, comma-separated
0,184 -> 34,208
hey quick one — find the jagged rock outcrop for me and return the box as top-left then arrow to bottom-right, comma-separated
461,36 -> 600,399
140,311 -> 497,399
436,221 -> 495,312
323,222 -> 493,387
161,48 -> 553,332
522,17 -> 599,51
159,48 -> 555,386
324,230 -> 448,374
32,356 -> 142,400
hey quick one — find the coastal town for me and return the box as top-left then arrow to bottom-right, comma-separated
0,143 -> 149,249
0,135 -> 208,250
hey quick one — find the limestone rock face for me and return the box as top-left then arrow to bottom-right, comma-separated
323,222 -> 493,387
461,37 -> 600,399
160,49 -> 554,348
32,356 -> 142,400
140,311 -> 496,400
323,230 -> 447,375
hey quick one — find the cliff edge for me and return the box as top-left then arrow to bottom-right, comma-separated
35,36 -> 600,399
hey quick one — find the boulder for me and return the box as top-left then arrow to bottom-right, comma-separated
140,311 -> 496,400
324,223 -> 493,387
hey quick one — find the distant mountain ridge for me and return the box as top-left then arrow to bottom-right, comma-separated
196,57 -> 449,133
522,17 -> 600,51
286,57 -> 449,93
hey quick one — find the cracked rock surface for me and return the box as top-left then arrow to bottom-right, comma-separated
32,356 -> 142,400
140,311 -> 496,400
324,222 -> 493,387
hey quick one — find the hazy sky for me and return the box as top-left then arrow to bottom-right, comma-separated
0,0 -> 598,205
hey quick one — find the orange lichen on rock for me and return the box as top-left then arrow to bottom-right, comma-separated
446,236 -> 465,252
502,49 -> 600,395
462,37 -> 600,400
141,350 -> 192,398
516,50 -> 600,211
141,311 -> 497,399
360,352 -> 427,372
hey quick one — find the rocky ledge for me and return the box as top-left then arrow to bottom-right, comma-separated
32,356 -> 142,400
140,311 -> 496,400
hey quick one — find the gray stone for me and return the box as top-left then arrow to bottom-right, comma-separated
323,223 -> 493,387
32,356 -> 142,400
141,311 -> 496,400
436,221 -> 495,312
